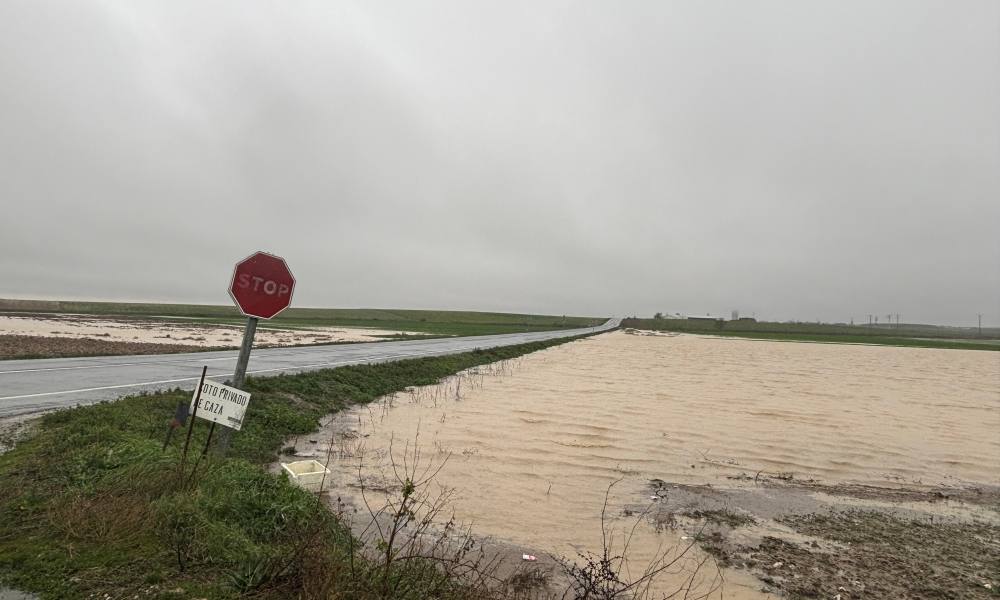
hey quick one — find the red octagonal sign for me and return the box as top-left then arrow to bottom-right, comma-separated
228,251 -> 296,319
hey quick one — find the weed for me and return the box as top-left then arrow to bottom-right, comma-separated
555,480 -> 723,599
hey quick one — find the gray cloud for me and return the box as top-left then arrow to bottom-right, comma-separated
1,0 -> 997,325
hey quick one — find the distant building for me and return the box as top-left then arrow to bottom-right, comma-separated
686,315 -> 725,322
653,312 -> 684,319
735,317 -> 757,323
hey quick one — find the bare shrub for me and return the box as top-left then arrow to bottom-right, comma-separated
335,435 -> 724,600
152,493 -> 205,572
344,433 -> 510,599
555,480 -> 724,600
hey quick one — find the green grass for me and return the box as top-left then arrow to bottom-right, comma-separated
0,298 -> 604,337
622,318 -> 1000,351
0,334 -> 591,599
697,331 -> 999,351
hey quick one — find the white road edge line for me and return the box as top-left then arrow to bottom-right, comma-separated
0,350 -> 457,401
0,376 -> 204,401
0,355 -> 239,375
0,340 -> 490,375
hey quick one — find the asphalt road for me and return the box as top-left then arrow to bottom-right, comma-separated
0,319 -> 618,418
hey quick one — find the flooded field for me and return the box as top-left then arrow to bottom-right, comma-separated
0,314 -> 421,348
306,332 -> 999,597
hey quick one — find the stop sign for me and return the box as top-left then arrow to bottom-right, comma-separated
228,251 -> 296,319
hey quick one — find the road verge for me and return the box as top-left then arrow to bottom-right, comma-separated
0,332 -> 598,599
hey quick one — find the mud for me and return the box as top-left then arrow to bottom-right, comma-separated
637,477 -> 1000,596
644,479 -> 1000,524
0,334 -> 217,360
724,511 -> 999,599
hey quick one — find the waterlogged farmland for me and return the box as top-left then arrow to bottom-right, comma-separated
317,331 -> 1000,597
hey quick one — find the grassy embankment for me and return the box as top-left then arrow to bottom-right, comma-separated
0,298 -> 604,337
621,318 -> 1000,351
0,335 -> 591,599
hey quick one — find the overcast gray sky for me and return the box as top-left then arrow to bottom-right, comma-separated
1,1 -> 997,325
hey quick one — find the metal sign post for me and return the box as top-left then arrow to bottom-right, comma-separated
216,316 -> 257,454
186,422 -> 217,486
179,366 -> 208,474
215,251 -> 295,456
233,316 -> 258,389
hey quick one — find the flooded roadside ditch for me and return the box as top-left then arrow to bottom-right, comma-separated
284,331 -> 1000,598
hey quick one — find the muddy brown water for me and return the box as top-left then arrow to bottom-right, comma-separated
312,332 -> 999,598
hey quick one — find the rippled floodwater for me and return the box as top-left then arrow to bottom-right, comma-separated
323,332 -> 1000,597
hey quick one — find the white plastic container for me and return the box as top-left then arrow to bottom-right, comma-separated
281,460 -> 331,493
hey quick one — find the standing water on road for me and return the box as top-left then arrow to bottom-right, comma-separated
315,331 -> 999,597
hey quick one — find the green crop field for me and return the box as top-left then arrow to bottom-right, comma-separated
0,298 -> 604,337
621,317 -> 1000,351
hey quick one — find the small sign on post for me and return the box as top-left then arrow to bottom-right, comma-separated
190,380 -> 252,431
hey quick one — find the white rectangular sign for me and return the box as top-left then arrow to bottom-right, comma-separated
190,380 -> 251,431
